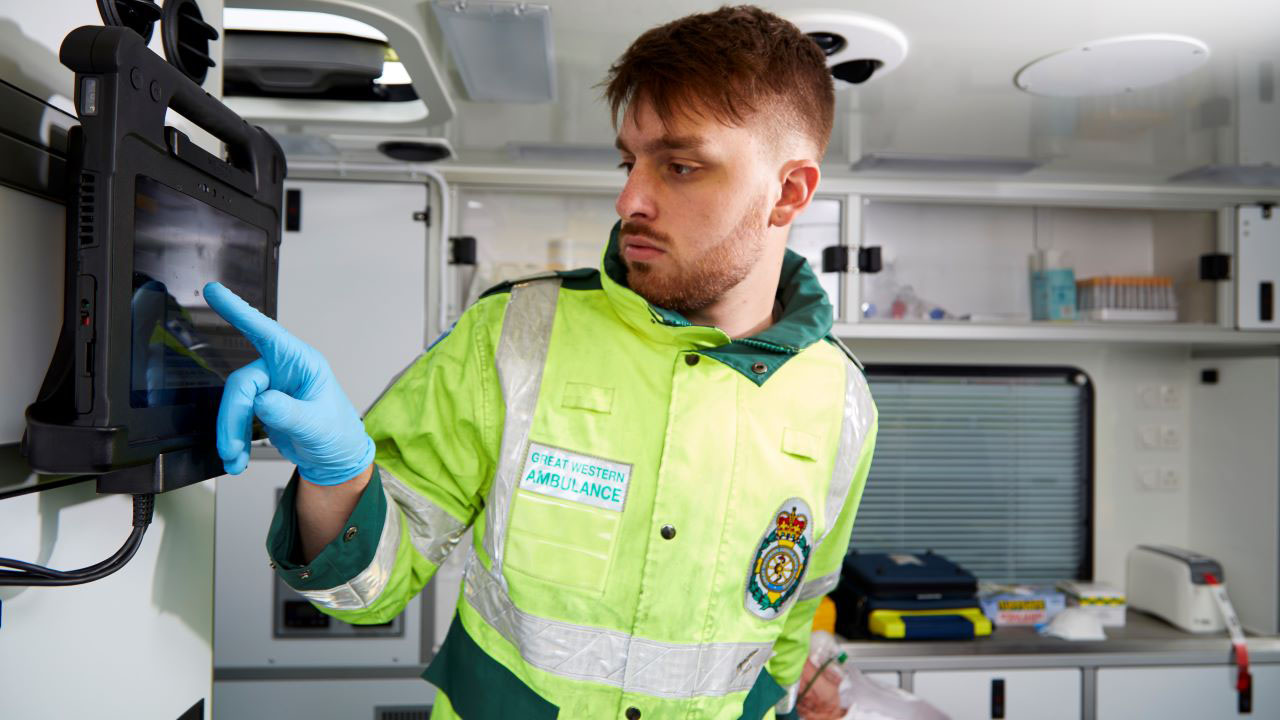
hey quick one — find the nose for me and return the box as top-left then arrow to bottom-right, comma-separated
615,165 -> 656,221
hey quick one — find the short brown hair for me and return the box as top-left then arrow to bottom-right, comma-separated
602,5 -> 835,160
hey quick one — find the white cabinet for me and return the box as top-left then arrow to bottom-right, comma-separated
1097,665 -> 1280,719
275,179 -> 429,411
864,671 -> 901,688
912,669 -> 1081,720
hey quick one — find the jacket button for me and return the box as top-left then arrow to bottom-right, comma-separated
343,526 -> 359,542
685,353 -> 700,366
625,708 -> 641,720
751,361 -> 768,374
660,524 -> 676,540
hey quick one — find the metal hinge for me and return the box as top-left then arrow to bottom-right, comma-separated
413,208 -> 431,224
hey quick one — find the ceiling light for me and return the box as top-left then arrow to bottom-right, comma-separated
376,61 -> 411,86
1015,34 -> 1210,97
431,1 -> 555,103
223,8 -> 387,42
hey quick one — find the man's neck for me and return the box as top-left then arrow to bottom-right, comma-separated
685,241 -> 787,339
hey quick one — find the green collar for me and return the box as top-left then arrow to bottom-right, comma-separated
600,222 -> 833,385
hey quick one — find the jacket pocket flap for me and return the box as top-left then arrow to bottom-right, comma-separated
782,428 -> 820,460
562,382 -> 614,414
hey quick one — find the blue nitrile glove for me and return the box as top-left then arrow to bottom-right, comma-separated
203,282 -> 375,485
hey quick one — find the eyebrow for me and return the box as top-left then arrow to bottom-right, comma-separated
614,134 -> 707,155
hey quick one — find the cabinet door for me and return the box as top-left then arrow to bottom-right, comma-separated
1097,665 -> 1279,719
276,180 -> 428,410
913,669 -> 1081,720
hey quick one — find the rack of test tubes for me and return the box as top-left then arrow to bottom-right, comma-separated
1075,276 -> 1178,322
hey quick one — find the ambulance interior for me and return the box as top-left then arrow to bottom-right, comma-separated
2,1 -> 1280,718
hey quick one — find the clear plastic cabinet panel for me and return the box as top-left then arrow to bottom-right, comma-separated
859,201 -> 1218,325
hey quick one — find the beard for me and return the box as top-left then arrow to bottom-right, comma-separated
623,195 -> 769,317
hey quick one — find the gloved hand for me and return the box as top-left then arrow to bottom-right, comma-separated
796,657 -> 845,720
203,282 -> 375,485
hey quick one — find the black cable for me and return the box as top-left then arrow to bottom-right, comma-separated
0,493 -> 155,586
0,474 -> 96,501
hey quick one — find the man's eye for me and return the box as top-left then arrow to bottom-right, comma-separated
670,163 -> 695,176
617,161 -> 633,175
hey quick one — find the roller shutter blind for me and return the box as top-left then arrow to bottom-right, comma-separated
851,366 -> 1093,584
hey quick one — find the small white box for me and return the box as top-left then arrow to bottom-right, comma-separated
1057,581 -> 1126,627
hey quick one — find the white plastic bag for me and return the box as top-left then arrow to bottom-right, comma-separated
801,631 -> 950,720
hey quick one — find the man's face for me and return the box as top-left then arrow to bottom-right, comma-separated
614,97 -> 775,315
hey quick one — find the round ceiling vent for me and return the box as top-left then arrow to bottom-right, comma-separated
787,10 -> 908,86
97,0 -> 162,43
162,0 -> 220,87
1015,34 -> 1210,97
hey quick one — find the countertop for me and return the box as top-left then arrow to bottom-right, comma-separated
839,610 -> 1280,671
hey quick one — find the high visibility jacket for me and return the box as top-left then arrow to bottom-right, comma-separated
267,225 -> 878,720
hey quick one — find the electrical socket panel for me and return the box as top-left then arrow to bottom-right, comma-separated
1136,383 -> 1183,409
1135,466 -> 1182,492
1137,384 -> 1161,409
1137,425 -> 1161,449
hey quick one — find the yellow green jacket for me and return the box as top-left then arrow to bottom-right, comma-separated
267,225 -> 878,719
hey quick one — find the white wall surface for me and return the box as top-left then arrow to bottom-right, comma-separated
0,2 -> 225,717
0,474 -> 215,719
1189,355 -> 1280,634
0,186 -> 64,444
850,339 -> 1194,589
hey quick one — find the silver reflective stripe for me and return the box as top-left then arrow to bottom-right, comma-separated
380,465 -> 468,566
467,275 -> 774,698
463,553 -> 771,698
483,279 -> 562,578
796,571 -> 840,602
299,485 -> 403,610
820,359 -> 876,542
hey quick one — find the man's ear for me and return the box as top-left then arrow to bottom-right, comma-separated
770,159 -> 821,227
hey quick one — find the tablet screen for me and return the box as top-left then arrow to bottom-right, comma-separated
130,175 -> 270,408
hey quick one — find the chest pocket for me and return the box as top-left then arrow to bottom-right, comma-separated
503,440 -> 629,595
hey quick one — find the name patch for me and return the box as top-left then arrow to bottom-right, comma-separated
518,442 -> 631,512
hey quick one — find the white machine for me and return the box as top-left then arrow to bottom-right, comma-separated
1126,545 -> 1228,633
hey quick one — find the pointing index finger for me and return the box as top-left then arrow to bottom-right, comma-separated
202,281 -> 285,353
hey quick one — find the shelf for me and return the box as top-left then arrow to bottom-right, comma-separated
832,321 -> 1280,347
836,611 -> 1280,672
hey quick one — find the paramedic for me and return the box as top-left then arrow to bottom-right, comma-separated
206,6 -> 877,719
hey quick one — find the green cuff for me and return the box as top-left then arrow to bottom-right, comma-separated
266,466 -> 389,593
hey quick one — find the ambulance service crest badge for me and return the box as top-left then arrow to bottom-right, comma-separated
744,497 -> 814,620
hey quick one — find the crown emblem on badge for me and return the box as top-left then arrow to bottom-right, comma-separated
774,507 -> 807,547
746,499 -> 814,620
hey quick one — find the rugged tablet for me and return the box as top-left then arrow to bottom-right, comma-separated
23,26 -> 285,493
